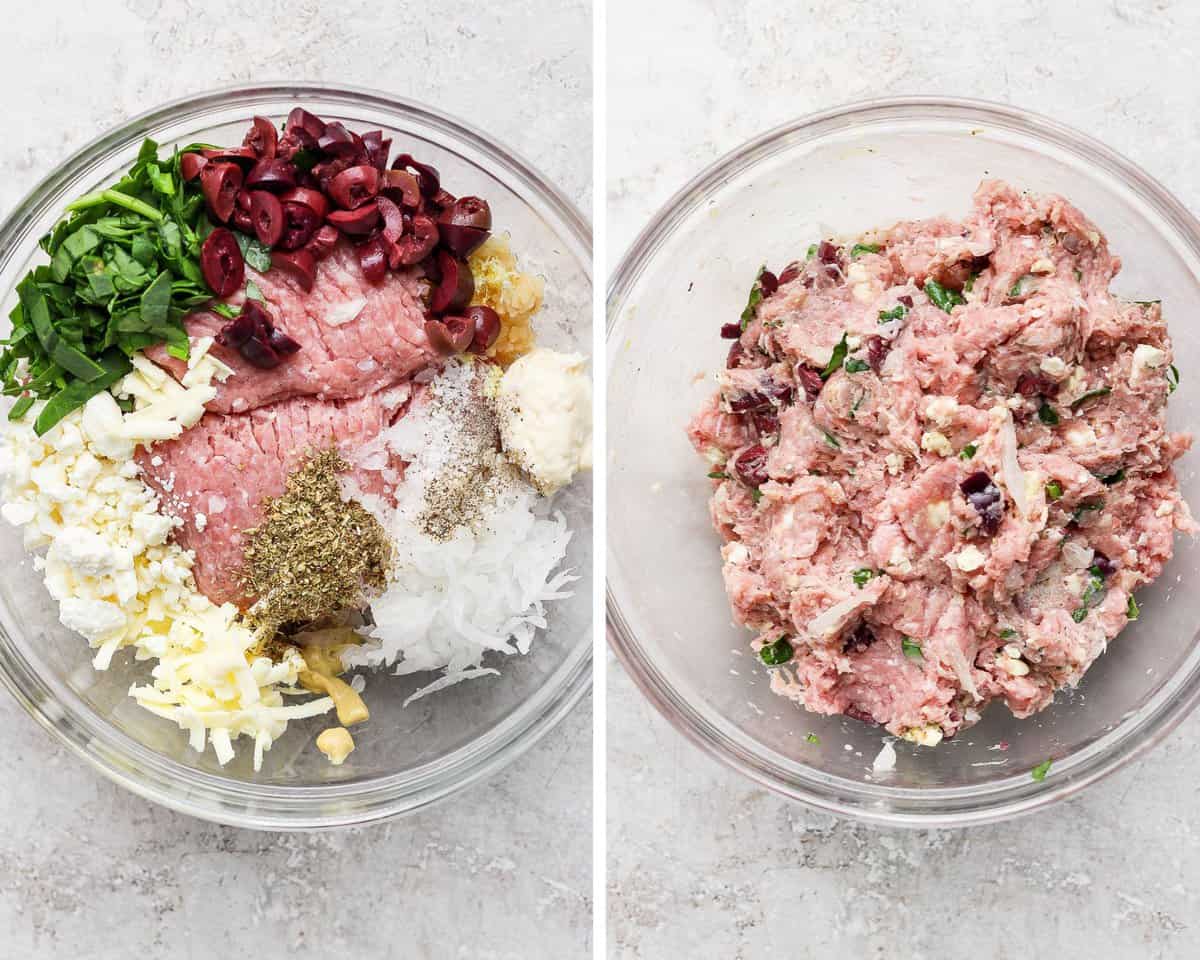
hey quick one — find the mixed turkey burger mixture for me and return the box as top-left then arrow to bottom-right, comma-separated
688,180 -> 1193,746
0,109 -> 590,769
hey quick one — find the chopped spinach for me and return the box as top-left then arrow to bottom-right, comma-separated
1031,759 -> 1052,782
1168,364 -> 1180,394
851,568 -> 876,588
820,332 -> 849,380
959,442 -> 978,460
759,636 -> 794,666
844,357 -> 870,373
1070,387 -> 1111,409
849,242 -> 880,258
901,637 -> 923,662
1126,595 -> 1140,620
1037,402 -> 1060,426
878,304 -> 908,322
1045,480 -> 1063,501
924,279 -> 964,314
822,430 -> 841,449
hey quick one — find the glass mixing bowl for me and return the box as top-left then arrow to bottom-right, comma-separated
0,84 -> 592,829
607,97 -> 1200,827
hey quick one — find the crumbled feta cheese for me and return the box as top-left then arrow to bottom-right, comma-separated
926,499 -> 950,528
903,724 -> 944,747
885,452 -> 904,476
1039,356 -> 1069,378
1131,343 -> 1167,382
995,654 -> 1030,677
194,512 -> 207,532
920,431 -> 954,457
845,334 -> 863,351
1031,257 -> 1055,275
872,740 -> 897,773
955,544 -> 987,572
1156,502 -> 1175,517
1065,423 -> 1098,450
924,396 -> 959,428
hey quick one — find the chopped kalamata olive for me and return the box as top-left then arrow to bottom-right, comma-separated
778,261 -> 802,285
765,380 -> 793,405
961,470 -> 1005,533
464,305 -> 501,354
235,189 -> 254,213
382,168 -> 422,208
1016,372 -> 1057,397
843,623 -> 877,654
200,162 -> 243,223
244,116 -> 279,159
216,298 -> 301,370
249,191 -> 284,248
393,213 -> 439,266
231,208 -> 255,234
360,129 -> 391,171
240,335 -> 283,369
796,365 -> 824,401
759,269 -> 779,297
1091,551 -> 1118,577
726,341 -> 746,369
358,236 -> 388,283
376,195 -> 405,242
286,107 -> 327,143
270,249 -> 317,292
817,241 -> 841,264
200,228 -> 244,296
305,224 -> 340,260
844,705 -> 877,724
728,391 -> 770,413
732,444 -> 769,487
898,294 -> 914,308
327,201 -> 381,236
867,335 -> 889,372
437,196 -> 492,257
215,308 -> 257,348
328,165 -> 381,209
424,316 -> 474,355
200,146 -> 259,166
245,158 -> 298,193
279,186 -> 328,221
720,323 -> 742,339
279,201 -> 321,251
180,152 -> 208,182
268,328 -> 301,356
752,408 -> 780,437
316,120 -> 357,156
392,153 -> 440,197
430,250 -> 474,314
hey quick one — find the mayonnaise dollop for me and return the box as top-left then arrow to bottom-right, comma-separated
495,349 -> 592,495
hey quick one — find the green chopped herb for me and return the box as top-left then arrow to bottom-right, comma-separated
1045,480 -> 1063,501
235,232 -> 273,274
760,636 -> 794,666
844,357 -> 870,373
805,732 -> 820,745
822,430 -> 841,449
850,390 -> 867,418
1037,402 -> 1060,426
820,332 -> 849,380
850,242 -> 880,259
0,137 -> 221,434
1008,274 -> 1036,299
851,568 -> 876,588
1100,468 -> 1125,486
1126,595 -> 1140,620
1070,386 -> 1111,409
750,487 -> 763,505
1168,364 -> 1180,394
1071,501 -> 1104,524
806,243 -> 818,260
1071,606 -> 1088,623
999,628 -> 1018,640
901,637 -> 923,661
7,395 -> 34,421
1031,759 -> 1052,782
959,442 -> 978,460
707,470 -> 728,480
924,279 -> 964,314
878,304 -> 908,322
964,271 -> 979,294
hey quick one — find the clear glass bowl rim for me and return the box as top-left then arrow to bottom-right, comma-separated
0,81 -> 592,831
606,95 -> 1200,828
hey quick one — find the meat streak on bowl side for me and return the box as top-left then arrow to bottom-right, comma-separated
688,179 -> 1196,745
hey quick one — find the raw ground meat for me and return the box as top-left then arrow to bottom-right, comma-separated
688,179 -> 1196,745
137,384 -> 412,608
146,240 -> 435,415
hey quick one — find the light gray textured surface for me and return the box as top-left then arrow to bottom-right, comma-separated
608,2 -> 1200,957
1,2 -> 592,958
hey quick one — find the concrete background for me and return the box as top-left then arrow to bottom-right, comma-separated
607,2 -> 1200,958
1,2 -> 592,958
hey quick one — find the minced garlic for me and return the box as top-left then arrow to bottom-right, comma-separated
468,234 -> 544,366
